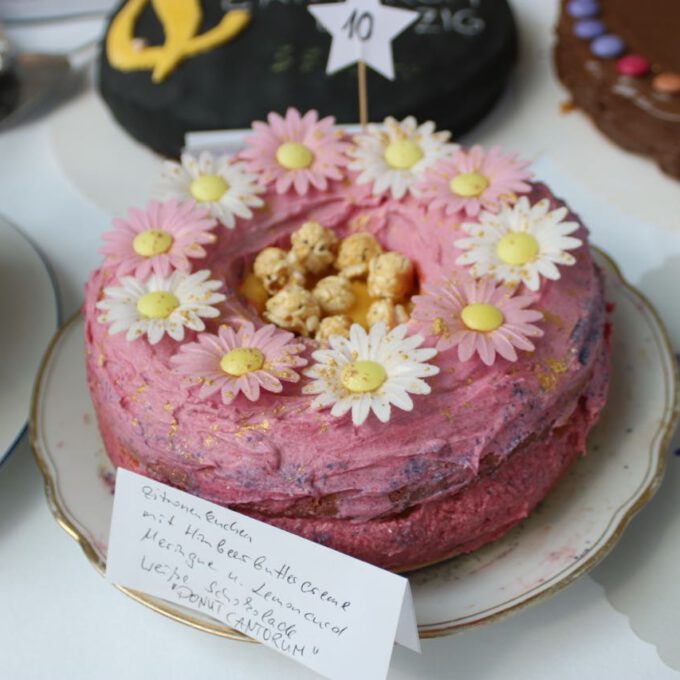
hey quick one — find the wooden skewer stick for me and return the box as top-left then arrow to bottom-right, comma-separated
358,60 -> 369,129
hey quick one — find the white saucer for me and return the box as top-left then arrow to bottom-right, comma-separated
30,249 -> 678,639
0,214 -> 59,466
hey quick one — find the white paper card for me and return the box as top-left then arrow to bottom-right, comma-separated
107,469 -> 420,680
184,125 -> 364,156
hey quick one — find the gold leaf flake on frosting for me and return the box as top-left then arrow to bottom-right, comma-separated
271,404 -> 288,418
432,317 -> 448,337
234,419 -> 270,438
537,308 -> 565,329
131,384 -> 149,401
534,357 -> 569,392
349,214 -> 371,232
535,371 -> 557,392
546,358 -> 568,374
152,465 -> 188,488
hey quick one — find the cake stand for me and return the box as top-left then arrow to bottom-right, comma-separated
30,249 -> 679,640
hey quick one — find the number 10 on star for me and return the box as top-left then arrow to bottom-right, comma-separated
309,0 -> 419,127
343,10 -> 375,41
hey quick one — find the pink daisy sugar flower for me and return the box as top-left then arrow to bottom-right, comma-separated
170,321 -> 307,405
411,277 -> 544,366
418,146 -> 533,219
100,200 -> 217,280
241,108 -> 350,196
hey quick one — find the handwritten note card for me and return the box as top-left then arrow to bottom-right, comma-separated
107,469 -> 420,680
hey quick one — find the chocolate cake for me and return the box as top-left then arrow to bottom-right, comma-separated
555,0 -> 680,178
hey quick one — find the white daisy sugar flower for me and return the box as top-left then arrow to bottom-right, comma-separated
455,196 -> 583,292
96,270 -> 226,345
303,322 -> 439,427
159,151 -> 265,229
349,116 -> 458,200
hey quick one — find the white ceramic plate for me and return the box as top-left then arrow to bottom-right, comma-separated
30,249 -> 678,639
0,214 -> 59,466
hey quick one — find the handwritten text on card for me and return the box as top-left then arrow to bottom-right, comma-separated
107,469 -> 419,680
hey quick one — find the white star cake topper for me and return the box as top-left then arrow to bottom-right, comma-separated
309,0 -> 419,81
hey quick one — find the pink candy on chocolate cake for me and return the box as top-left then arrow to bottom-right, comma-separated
84,110 -> 610,571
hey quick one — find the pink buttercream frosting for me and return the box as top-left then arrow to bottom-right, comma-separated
84,171 -> 609,569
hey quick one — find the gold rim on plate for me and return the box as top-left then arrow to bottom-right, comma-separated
29,247 -> 680,641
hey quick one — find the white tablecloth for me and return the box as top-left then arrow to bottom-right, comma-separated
1,2 -> 680,678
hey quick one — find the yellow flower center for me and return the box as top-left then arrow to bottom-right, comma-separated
276,142 -> 314,170
341,360 -> 387,393
450,172 -> 490,198
496,232 -> 540,266
461,303 -> 504,332
384,139 -> 423,170
220,347 -> 265,377
132,229 -> 174,257
190,174 -> 229,202
136,291 -> 180,319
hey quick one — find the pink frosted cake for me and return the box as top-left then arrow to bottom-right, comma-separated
85,110 -> 610,571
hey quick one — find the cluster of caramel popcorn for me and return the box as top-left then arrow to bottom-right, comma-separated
244,221 -> 415,343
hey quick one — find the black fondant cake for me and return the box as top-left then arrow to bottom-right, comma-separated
98,0 -> 518,158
